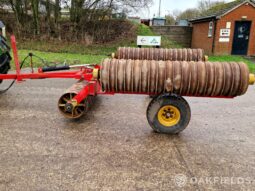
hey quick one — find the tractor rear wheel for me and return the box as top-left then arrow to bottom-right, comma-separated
146,94 -> 191,134
0,53 -> 11,84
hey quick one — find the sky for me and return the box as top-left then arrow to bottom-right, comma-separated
138,0 -> 233,19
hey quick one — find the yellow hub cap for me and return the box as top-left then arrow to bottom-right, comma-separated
157,105 -> 181,127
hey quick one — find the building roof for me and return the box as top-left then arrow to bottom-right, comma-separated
190,0 -> 255,23
153,17 -> 166,20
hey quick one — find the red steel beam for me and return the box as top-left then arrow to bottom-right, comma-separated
0,71 -> 93,80
10,35 -> 21,81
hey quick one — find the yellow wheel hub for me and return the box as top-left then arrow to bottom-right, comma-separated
157,105 -> 181,127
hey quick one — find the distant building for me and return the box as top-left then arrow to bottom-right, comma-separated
128,17 -> 141,23
141,19 -> 150,26
61,8 -> 70,18
152,17 -> 166,26
190,0 -> 255,56
39,0 -> 56,14
176,19 -> 190,26
112,12 -> 127,19
0,0 -> 56,14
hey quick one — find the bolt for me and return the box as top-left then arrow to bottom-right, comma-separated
65,103 -> 73,113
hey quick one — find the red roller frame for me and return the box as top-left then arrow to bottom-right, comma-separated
0,35 -> 103,105
0,35 -> 234,106
0,36 -> 97,82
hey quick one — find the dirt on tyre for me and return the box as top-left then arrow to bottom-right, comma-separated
146,94 -> 191,134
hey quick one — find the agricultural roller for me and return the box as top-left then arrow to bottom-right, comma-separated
112,47 -> 208,62
0,36 -> 255,134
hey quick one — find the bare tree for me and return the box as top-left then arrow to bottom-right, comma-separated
197,0 -> 225,14
54,0 -> 60,23
165,14 -> 175,25
4,0 -> 25,26
31,0 -> 40,35
176,8 -> 200,21
68,0 -> 152,24
45,0 -> 51,23
172,9 -> 182,20
0,0 -> 152,39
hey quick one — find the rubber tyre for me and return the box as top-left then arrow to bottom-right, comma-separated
0,54 -> 11,84
146,94 -> 191,134
0,62 -> 10,84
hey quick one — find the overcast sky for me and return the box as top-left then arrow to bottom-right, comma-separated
138,0 -> 233,19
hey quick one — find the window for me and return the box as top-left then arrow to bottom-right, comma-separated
208,21 -> 213,37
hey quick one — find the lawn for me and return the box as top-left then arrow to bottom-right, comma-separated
209,55 -> 255,73
16,23 -> 181,57
11,49 -> 255,74
13,49 -> 107,68
132,23 -> 182,48
12,23 -> 183,68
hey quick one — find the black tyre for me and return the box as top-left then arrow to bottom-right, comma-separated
146,94 -> 191,134
0,53 -> 11,84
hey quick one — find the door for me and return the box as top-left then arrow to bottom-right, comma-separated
232,21 -> 251,55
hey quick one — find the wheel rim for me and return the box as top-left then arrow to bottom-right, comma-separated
157,105 -> 181,127
58,93 -> 88,119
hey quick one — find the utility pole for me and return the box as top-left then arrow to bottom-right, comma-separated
158,0 -> 161,17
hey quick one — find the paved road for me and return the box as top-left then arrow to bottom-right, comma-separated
0,79 -> 255,191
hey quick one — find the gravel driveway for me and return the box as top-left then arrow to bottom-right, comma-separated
0,79 -> 254,190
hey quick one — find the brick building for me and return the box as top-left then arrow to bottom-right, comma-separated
190,0 -> 255,56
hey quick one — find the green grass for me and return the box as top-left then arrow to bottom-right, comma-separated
10,23 -> 184,68
135,24 -> 182,48
136,24 -> 155,36
17,23 -> 182,57
10,50 -> 255,74
12,49 -> 107,68
209,55 -> 255,73
18,40 -> 128,56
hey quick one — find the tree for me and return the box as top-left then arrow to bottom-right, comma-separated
4,0 -> 25,26
0,0 -> 30,34
54,0 -> 60,23
165,14 -> 175,25
1,0 -> 152,38
172,9 -> 182,20
45,0 -> 51,23
68,0 -> 152,24
176,8 -> 200,21
70,0 -> 85,23
170,0 -> 225,22
31,0 -> 40,35
197,0 -> 225,14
